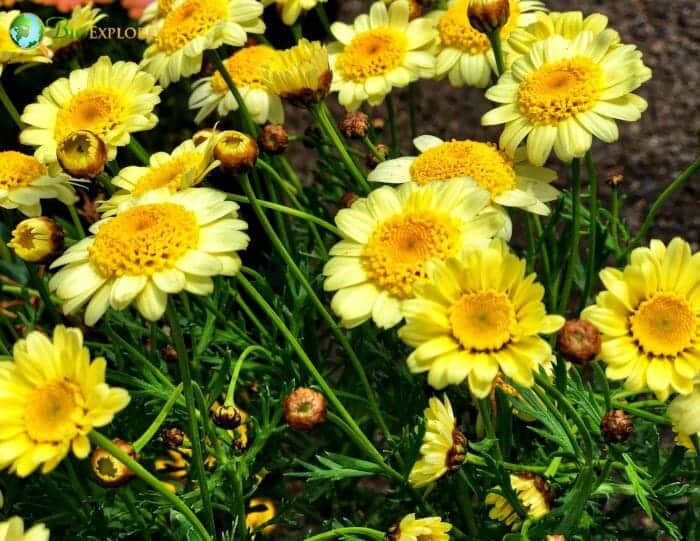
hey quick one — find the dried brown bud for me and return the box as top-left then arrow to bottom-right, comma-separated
162,344 -> 178,362
161,427 -> 185,449
56,130 -> 107,179
557,319 -> 601,364
90,439 -> 139,487
8,217 -> 64,264
258,124 -> 289,155
601,409 -> 633,443
366,144 -> 389,169
284,387 -> 327,431
340,111 -> 370,139
606,167 -> 624,187
214,131 -> 259,175
467,0 -> 510,35
372,117 -> 385,131
446,429 -> 467,470
407,0 -> 422,19
212,405 -> 242,429
340,192 -> 360,208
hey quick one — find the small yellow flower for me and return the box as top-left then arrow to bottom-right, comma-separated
409,395 -> 467,488
581,238 -> 700,401
8,217 -> 64,264
668,385 -> 700,450
48,4 -> 107,53
0,516 -> 50,541
0,326 -> 130,477
263,0 -> 328,26
214,130 -> 259,174
485,473 -> 552,530
0,11 -> 52,77
387,514 -> 452,541
245,497 -> 277,536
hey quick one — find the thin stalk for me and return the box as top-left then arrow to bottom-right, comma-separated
68,205 -> 86,239
592,361 -> 612,410
611,401 -> 670,425
0,81 -> 22,129
210,49 -> 257,136
133,383 -> 183,452
304,527 -> 385,541
229,462 -> 248,540
27,264 -> 61,324
581,150 -> 599,310
127,138 -> 150,165
314,3 -> 332,34
362,136 -> 385,163
477,398 -> 503,462
224,345 -> 269,406
457,470 -> 479,539
385,94 -> 398,155
487,30 -> 505,77
558,158 -> 582,315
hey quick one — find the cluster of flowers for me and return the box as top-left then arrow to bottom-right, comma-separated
1,0 -> 698,538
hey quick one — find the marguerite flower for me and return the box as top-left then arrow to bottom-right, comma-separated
323,181 -> 504,329
485,473 -> 552,530
482,32 -> 651,165
263,0 -> 327,26
399,239 -> 564,397
427,0 -> 545,88
0,326 -> 130,477
140,0 -> 265,87
189,45 -> 283,124
386,514 -> 452,541
667,385 -> 700,450
581,238 -> 700,401
0,517 -> 49,541
408,395 -> 466,488
0,11 -> 52,77
0,151 -> 74,216
328,0 -> 437,111
47,4 -> 107,53
50,187 -> 249,325
20,56 -> 161,164
98,136 -> 220,216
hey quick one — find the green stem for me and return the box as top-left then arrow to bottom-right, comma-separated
68,205 -> 86,239
224,345 -> 269,406
477,398 -> 503,462
592,361 -> 612,410
456,470 -> 479,539
487,30 -> 505,77
133,383 -> 183,452
303,527 -> 385,541
27,264 -> 61,324
611,401 -> 670,425
127,138 -> 150,165
314,3 -> 331,34
0,81 -> 22,129
210,49 -> 257,136
166,300 -> 216,535
362,136 -> 385,164
89,431 -> 212,541
229,462 -> 248,540
581,150 -> 599,310
558,158 -> 582,315
408,83 -> 418,141
385,94 -> 398,155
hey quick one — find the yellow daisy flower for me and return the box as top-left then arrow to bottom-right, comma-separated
408,395 -> 467,488
482,32 -> 651,166
0,151 -> 75,217
581,238 -> 700,401
399,239 -> 564,397
328,0 -> 437,111
49,187 -> 250,325
323,181 -> 504,329
387,514 -> 452,541
0,11 -> 52,77
485,473 -> 552,530
667,385 -> 700,451
98,136 -> 220,216
263,0 -> 328,26
20,56 -> 161,165
427,0 -> 545,88
0,517 -> 49,541
0,326 -> 130,477
189,45 -> 284,125
47,4 -> 107,53
140,0 -> 265,87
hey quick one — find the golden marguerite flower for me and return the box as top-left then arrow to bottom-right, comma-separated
140,0 -> 265,87
0,151 -> 74,217
427,0 -> 545,88
0,326 -> 130,477
667,385 -> 700,450
50,187 -> 249,325
482,32 -> 651,166
0,517 -> 49,541
485,473 -> 552,530
581,238 -> 700,401
263,0 -> 328,26
20,56 -> 161,165
408,395 -> 467,488
0,11 -> 52,76
328,0 -> 437,111
98,136 -> 220,216
189,45 -> 284,124
399,239 -> 564,396
47,4 -> 107,53
386,514 -> 452,541
323,181 -> 504,329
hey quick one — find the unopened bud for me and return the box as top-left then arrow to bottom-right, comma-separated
600,409 -> 633,443
258,124 -> 289,155
284,387 -> 327,431
90,439 -> 139,487
8,217 -> 64,264
340,111 -> 370,139
161,427 -> 185,449
215,131 -> 259,175
446,429 -> 467,470
212,405 -> 242,429
192,128 -> 216,146
467,0 -> 510,35
162,344 -> 178,362
372,117 -> 385,131
558,319 -> 601,364
366,143 -> 389,169
56,130 -> 107,178
606,167 -> 624,187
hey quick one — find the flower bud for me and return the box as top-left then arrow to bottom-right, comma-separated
366,143 -> 389,169
340,111 -> 370,139
372,117 -> 385,132
283,387 -> 327,431
258,124 -> 289,155
467,0 -> 510,35
600,409 -> 633,443
56,130 -> 107,178
90,439 -> 139,487
340,192 -> 360,209
161,427 -> 185,449
557,319 -> 601,364
162,344 -> 178,362
215,131 -> 259,175
212,405 -> 242,429
606,167 -> 624,187
446,429 -> 467,470
192,128 -> 216,146
8,217 -> 64,264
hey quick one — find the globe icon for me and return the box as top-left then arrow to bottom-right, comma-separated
9,13 -> 45,50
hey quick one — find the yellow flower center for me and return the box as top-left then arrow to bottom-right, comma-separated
24,380 -> 86,443
155,0 -> 228,54
0,151 -> 47,191
211,46 -> 280,93
54,89 -> 128,144
88,203 -> 199,277
630,294 -> 697,356
438,0 -> 520,54
335,28 -> 408,83
131,152 -> 203,196
362,211 -> 461,298
517,56 -> 603,125
158,0 -> 174,14
410,140 -> 517,196
450,291 -> 515,351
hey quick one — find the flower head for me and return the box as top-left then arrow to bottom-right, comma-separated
50,187 -> 250,325
399,239 -> 564,396
409,395 -> 466,488
266,0 -> 328,26
386,514 -> 452,541
323,181 -> 504,329
328,0 -> 437,110
56,130 -> 108,179
486,473 -> 552,530
668,385 -> 700,450
468,0 -> 511,35
90,438 -> 139,487
0,326 -> 130,476
20,56 -> 161,165
0,151 -> 74,217
0,517 -> 49,541
8,217 -> 64,264
0,11 -> 52,77
47,4 -> 107,53
600,409 -> 633,443
283,387 -> 327,431
581,238 -> 700,401
214,130 -> 259,174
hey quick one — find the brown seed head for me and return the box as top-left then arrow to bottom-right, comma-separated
372,117 -> 385,131
90,439 -> 139,487
284,387 -> 327,431
607,166 -> 624,187
467,0 -> 510,35
212,405 -> 242,429
340,111 -> 370,139
214,131 -> 259,175
56,130 -> 107,178
258,124 -> 289,155
366,144 -> 389,169
601,409 -> 634,443
161,427 -> 186,449
557,319 -> 601,363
